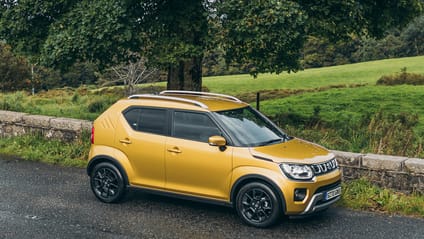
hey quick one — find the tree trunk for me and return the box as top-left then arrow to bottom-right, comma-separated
167,57 -> 202,91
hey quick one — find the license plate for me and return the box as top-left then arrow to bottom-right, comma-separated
325,187 -> 341,200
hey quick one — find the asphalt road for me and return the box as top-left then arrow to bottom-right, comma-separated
0,155 -> 423,239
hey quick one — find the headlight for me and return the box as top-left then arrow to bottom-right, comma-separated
280,163 -> 314,180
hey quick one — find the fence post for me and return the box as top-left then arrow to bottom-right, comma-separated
256,92 -> 260,111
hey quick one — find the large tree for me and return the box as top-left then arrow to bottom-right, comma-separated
0,0 -> 422,91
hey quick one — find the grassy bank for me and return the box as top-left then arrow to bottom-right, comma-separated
339,178 -> 424,218
0,134 -> 89,167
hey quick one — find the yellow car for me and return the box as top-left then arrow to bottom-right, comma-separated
87,90 -> 341,227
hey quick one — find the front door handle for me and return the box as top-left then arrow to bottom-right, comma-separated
167,147 -> 182,153
119,138 -> 132,144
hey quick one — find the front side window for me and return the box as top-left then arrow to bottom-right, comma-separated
172,111 -> 221,142
123,108 -> 167,135
213,106 -> 289,147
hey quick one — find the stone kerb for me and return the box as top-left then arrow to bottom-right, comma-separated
0,110 -> 91,141
332,150 -> 423,194
405,158 -> 424,174
0,111 -> 27,123
363,154 -> 408,171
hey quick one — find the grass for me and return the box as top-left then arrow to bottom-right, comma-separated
339,178 -> 424,218
260,85 -> 424,134
0,87 -> 122,121
202,55 -> 424,94
0,134 -> 89,167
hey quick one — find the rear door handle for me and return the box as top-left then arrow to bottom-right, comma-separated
167,147 -> 182,153
119,138 -> 132,144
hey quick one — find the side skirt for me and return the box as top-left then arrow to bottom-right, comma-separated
127,185 -> 233,208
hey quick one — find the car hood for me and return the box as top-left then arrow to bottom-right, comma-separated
249,138 -> 334,164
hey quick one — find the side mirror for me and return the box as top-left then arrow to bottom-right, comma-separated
208,135 -> 226,147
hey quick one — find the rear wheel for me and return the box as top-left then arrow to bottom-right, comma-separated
235,182 -> 281,228
90,162 -> 126,203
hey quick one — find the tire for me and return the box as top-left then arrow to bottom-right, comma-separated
90,162 -> 126,203
235,182 -> 282,228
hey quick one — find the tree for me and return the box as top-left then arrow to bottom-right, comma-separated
111,57 -> 159,95
1,0 -> 422,91
401,15 -> 424,56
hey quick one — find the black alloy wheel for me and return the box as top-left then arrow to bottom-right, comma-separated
90,162 -> 126,203
235,182 -> 281,228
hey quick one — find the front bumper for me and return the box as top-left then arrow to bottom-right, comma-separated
282,169 -> 342,215
300,186 -> 341,214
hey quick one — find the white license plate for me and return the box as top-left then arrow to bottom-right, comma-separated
325,187 -> 341,200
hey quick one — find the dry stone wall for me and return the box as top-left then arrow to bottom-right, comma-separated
1,110 -> 423,194
0,110 -> 92,142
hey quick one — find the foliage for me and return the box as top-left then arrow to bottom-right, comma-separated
401,15 -> 424,56
87,97 -> 117,114
218,1 -> 307,76
0,87 -> 121,121
339,178 -> 424,217
0,91 -> 25,111
307,14 -> 424,67
32,65 -> 62,91
40,1 -> 141,71
1,0 -> 422,90
301,35 -> 360,68
61,62 -> 98,88
377,67 -> 424,86
0,43 -> 30,92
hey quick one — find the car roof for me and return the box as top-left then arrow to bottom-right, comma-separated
126,91 -> 248,112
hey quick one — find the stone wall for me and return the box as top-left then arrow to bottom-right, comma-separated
332,150 -> 424,194
0,110 -> 423,194
0,110 -> 92,142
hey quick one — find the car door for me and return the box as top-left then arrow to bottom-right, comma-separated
115,107 -> 168,189
165,110 -> 233,200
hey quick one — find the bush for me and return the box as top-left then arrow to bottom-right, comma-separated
61,62 -> 99,88
0,43 -> 31,92
87,97 -> 118,113
377,68 -> 424,86
0,91 -> 25,111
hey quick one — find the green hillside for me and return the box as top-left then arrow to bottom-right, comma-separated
203,55 -> 424,94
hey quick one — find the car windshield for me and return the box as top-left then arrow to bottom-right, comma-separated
213,106 -> 290,147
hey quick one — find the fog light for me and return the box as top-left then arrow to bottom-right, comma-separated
294,188 -> 307,201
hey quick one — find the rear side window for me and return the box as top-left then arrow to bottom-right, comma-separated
172,111 -> 221,142
123,108 -> 167,135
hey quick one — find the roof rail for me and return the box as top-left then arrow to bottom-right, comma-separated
160,90 -> 242,103
128,94 -> 208,109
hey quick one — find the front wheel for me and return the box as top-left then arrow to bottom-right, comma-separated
235,182 -> 282,228
90,162 -> 126,203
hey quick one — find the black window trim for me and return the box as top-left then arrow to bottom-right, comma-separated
122,106 -> 171,136
169,109 -> 234,145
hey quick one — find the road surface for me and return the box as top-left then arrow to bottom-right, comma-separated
0,155 -> 423,239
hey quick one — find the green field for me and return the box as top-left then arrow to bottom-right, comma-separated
203,56 -> 424,94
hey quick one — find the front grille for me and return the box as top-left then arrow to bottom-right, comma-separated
315,180 -> 342,205
315,180 -> 341,194
311,158 -> 338,176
